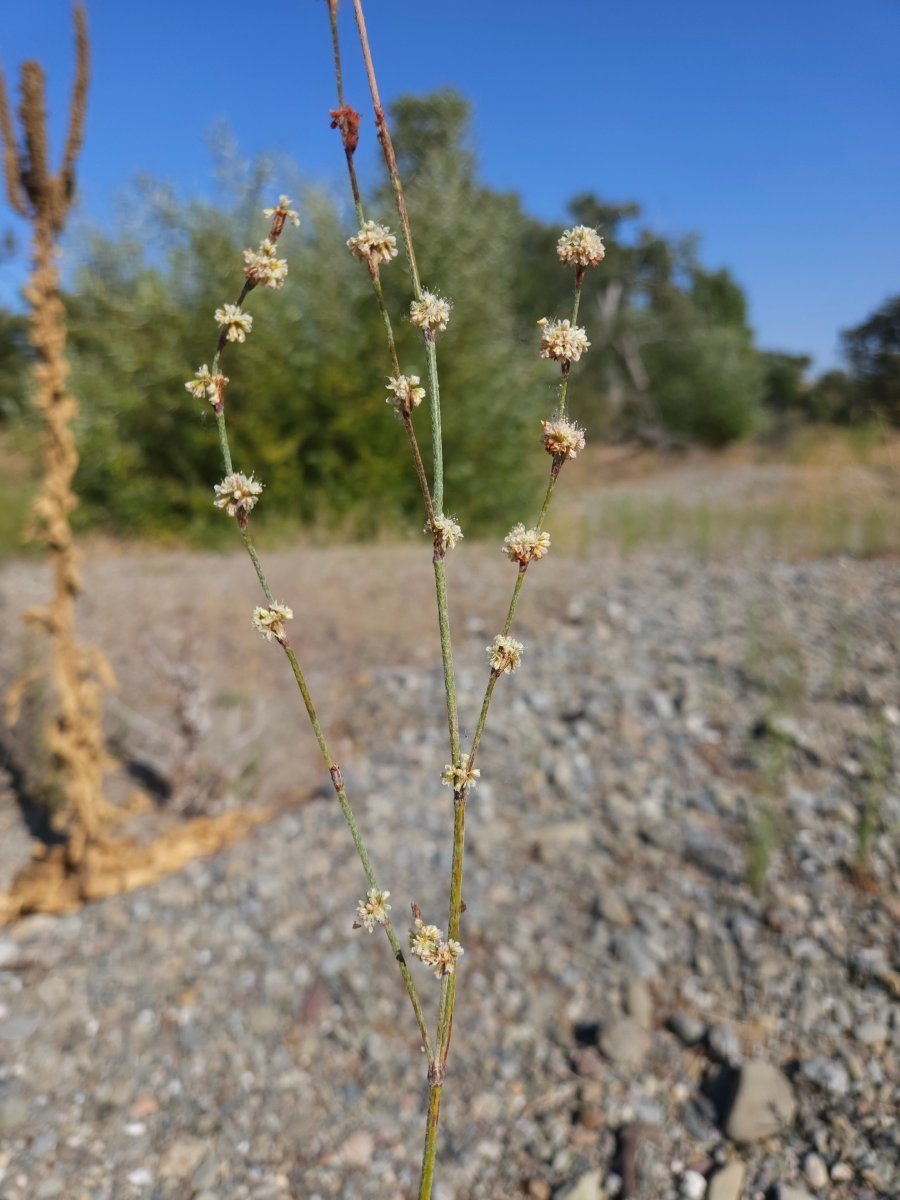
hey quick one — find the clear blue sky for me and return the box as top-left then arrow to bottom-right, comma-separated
1,0 -> 898,372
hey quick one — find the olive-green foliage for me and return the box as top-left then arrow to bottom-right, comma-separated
840,294 -> 900,425
0,308 -> 31,422
64,111 -> 548,539
641,267 -> 764,446
2,91 -> 781,544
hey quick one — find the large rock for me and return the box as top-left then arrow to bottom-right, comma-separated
724,1060 -> 796,1142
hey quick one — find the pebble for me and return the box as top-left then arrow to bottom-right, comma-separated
724,1061 -> 797,1142
0,551 -> 896,1200
803,1154 -> 828,1190
600,1017 -> 650,1068
556,1169 -> 604,1200
706,1161 -> 745,1200
680,1168 -> 707,1198
707,1024 -> 742,1067
799,1056 -> 850,1097
624,977 -> 653,1030
669,1012 -> 706,1046
158,1135 -> 208,1180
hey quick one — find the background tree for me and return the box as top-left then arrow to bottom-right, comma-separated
840,294 -> 900,425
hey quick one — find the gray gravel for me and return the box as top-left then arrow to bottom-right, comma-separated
0,547 -> 898,1199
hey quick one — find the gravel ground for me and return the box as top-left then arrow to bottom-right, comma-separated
0,540 -> 898,1200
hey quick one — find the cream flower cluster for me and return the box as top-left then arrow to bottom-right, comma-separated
213,472 -> 263,517
409,917 -> 464,978
386,374 -> 426,410
502,524 -> 551,565
541,417 -> 586,459
557,224 -> 606,268
347,220 -> 398,265
537,317 -> 590,364
184,364 -> 228,405
429,515 -> 463,552
243,238 -> 288,289
355,888 -> 392,933
441,754 -> 480,793
487,634 -> 524,675
215,303 -> 253,343
262,194 -> 300,228
410,289 -> 452,334
251,602 -> 294,642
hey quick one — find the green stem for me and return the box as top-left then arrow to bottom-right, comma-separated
417,1081 -> 443,1200
432,558 -> 460,763
423,334 -> 444,515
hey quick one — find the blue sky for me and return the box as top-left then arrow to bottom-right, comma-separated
1,0 -> 898,372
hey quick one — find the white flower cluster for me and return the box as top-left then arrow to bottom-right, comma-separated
262,194 -> 300,227
251,603 -> 294,643
410,289 -> 452,334
487,634 -> 524,675
213,472 -> 263,518
215,304 -> 253,343
347,220 -> 398,265
429,515 -> 463,552
557,225 -> 605,268
537,317 -> 590,364
409,917 -> 464,978
355,888 -> 392,933
502,524 -> 551,565
243,238 -> 288,290
184,364 -> 228,405
386,374 -> 426,410
541,417 -> 586,459
441,755 -> 480,794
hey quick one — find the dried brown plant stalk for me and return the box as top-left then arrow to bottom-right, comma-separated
0,6 -> 117,868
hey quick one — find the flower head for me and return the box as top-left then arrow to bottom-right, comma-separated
355,889 -> 392,933
557,225 -> 606,268
537,317 -> 590,364
213,472 -> 263,519
386,374 -> 425,410
502,523 -> 551,565
347,220 -> 398,265
263,195 -> 300,232
441,755 -> 480,794
429,515 -> 463,553
215,304 -> 253,343
251,602 -> 294,643
409,917 -> 464,978
243,238 -> 288,289
487,634 -> 524,675
541,417 -> 586,459
185,364 -> 228,406
410,290 -> 452,334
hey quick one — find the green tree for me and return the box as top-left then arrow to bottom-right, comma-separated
759,350 -> 813,417
841,294 -> 900,424
0,307 -> 31,422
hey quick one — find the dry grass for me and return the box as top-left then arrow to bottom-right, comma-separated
554,429 -> 900,561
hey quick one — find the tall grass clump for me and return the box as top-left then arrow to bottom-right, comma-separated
184,2 -> 602,1192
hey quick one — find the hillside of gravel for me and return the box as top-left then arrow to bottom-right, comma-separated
0,530 -> 898,1199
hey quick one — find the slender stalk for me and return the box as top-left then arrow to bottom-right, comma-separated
432,559 -> 460,763
350,0 -> 446,513
417,1081 -> 443,1200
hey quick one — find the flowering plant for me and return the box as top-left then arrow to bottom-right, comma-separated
185,4 -> 604,1194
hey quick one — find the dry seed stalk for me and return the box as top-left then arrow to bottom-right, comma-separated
0,6 -> 116,866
